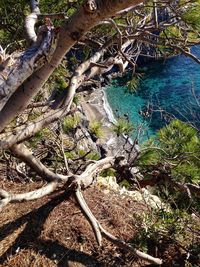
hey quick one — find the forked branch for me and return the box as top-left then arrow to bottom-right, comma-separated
75,186 -> 163,265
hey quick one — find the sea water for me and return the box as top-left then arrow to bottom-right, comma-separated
105,46 -> 200,142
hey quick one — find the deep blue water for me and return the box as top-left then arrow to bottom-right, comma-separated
105,46 -> 200,142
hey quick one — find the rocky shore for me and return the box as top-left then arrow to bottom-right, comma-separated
79,88 -> 168,210
79,86 -> 128,156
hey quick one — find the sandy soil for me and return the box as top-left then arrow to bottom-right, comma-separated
79,89 -> 122,155
80,96 -> 103,122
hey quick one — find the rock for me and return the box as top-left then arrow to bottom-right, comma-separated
97,175 -> 168,210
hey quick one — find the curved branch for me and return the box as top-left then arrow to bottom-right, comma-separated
75,186 -> 102,246
10,143 -> 70,181
172,181 -> 200,198
75,186 -> 162,265
99,224 -> 162,265
25,0 -> 40,44
25,14 -> 39,44
0,181 -> 58,212
0,0 -> 143,133
75,157 -> 115,188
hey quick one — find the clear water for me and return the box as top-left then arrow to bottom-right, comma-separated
105,46 -> 200,142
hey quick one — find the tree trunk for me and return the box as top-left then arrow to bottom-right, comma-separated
0,0 -> 143,132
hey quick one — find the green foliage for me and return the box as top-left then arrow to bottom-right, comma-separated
100,168 -> 116,177
64,151 -> 75,160
77,149 -> 88,157
73,95 -> 80,105
126,74 -> 143,93
138,149 -> 160,165
86,151 -> 101,160
182,0 -> 200,30
158,120 -> 200,183
137,120 -> 200,212
70,55 -> 79,66
0,0 -> 28,48
62,114 -> 81,133
162,25 -> 182,38
139,120 -> 200,184
29,128 -> 50,147
119,179 -> 131,189
64,149 -> 100,161
75,149 -> 100,160
132,209 -> 199,262
40,0 -> 83,23
47,62 -> 69,93
82,46 -> 91,61
89,120 -> 104,138
112,118 -> 134,136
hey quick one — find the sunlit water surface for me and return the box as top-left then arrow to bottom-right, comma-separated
105,46 -> 200,142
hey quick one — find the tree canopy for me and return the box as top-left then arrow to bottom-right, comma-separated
0,1 -> 199,266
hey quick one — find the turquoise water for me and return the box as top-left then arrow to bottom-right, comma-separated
105,46 -> 200,141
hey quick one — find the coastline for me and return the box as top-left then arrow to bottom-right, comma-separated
80,86 -> 127,156
80,86 -> 116,125
102,88 -> 117,124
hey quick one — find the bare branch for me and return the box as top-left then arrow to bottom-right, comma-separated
75,185 -> 163,265
0,107 -> 70,149
75,186 -> 102,246
0,181 -> 58,211
99,224 -> 162,265
25,0 -> 41,44
10,144 -> 70,181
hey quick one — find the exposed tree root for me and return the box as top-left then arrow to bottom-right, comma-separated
0,181 -> 58,212
75,186 -> 163,265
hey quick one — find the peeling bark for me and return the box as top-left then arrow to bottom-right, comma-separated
0,0 -> 143,133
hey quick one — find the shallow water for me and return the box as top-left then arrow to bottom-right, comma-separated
105,46 -> 200,142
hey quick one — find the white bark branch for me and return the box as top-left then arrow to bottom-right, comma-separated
0,181 -> 58,212
10,143 -> 70,181
0,0 -> 143,133
25,0 -> 41,43
99,224 -> 162,265
0,23 -> 57,103
75,186 -> 163,265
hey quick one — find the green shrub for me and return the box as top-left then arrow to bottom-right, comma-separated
29,128 -> 50,147
132,209 -> 196,256
100,168 -> 116,177
112,118 -> 134,136
89,120 -> 104,138
62,114 -> 81,133
126,74 -> 143,93
86,151 -> 101,160
139,120 -> 200,183
138,120 -> 200,210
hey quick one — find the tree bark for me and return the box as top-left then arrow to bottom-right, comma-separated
0,0 -> 143,133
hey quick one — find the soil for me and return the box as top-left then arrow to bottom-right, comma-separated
0,165 -> 199,267
0,172 -> 146,267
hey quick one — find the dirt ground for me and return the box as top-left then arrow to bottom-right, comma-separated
0,164 -> 199,267
0,177 -> 146,267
